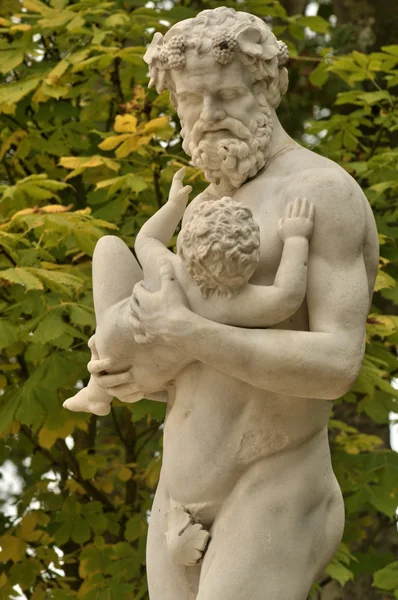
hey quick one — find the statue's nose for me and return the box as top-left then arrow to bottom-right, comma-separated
201,96 -> 226,123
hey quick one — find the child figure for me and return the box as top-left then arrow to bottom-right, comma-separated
64,168 -> 314,416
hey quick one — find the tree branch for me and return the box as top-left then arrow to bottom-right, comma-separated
21,426 -> 115,512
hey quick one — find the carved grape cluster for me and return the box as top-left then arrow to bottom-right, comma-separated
160,35 -> 186,70
277,40 -> 289,66
212,31 -> 238,65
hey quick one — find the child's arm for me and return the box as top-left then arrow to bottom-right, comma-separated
134,167 -> 192,264
213,199 -> 314,327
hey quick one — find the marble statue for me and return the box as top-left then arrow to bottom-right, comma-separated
64,7 -> 379,599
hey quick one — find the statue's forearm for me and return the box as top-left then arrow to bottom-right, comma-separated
135,199 -> 186,255
165,310 -> 364,400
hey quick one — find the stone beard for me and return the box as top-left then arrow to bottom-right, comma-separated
180,91 -> 273,191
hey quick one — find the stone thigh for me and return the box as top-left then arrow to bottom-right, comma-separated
146,475 -> 201,600
196,479 -> 343,600
92,235 -> 143,321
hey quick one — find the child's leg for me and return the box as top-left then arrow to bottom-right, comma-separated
64,236 -> 143,416
63,375 -> 112,416
92,235 -> 143,323
63,335 -> 112,416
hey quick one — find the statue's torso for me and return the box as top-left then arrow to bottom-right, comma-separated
161,147 -> 378,512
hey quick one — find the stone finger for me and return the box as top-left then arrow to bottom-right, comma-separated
292,197 -> 301,217
87,358 -> 113,375
300,198 -> 308,217
107,383 -> 145,399
95,371 -> 132,389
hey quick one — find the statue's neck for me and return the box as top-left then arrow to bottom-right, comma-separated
267,108 -> 299,162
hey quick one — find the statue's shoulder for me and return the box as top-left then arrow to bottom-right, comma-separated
182,189 -> 209,225
285,155 -> 366,212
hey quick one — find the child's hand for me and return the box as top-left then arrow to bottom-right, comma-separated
278,198 -> 315,241
168,167 -> 192,205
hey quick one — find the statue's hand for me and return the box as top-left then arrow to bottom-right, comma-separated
168,166 -> 192,206
278,197 -> 314,241
129,260 -> 190,345
86,336 -> 144,400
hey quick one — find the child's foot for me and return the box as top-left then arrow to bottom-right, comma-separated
63,389 -> 111,416
166,505 -> 210,567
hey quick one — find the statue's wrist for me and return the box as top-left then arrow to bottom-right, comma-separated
162,307 -> 194,345
285,235 -> 310,244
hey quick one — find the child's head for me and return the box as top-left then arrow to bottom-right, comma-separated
178,197 -> 260,299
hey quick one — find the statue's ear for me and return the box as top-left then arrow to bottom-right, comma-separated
279,67 -> 289,97
236,26 -> 263,56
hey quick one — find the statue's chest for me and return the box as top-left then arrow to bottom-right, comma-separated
233,181 -> 286,285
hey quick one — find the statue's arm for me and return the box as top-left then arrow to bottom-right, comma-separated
135,168 -> 191,254
133,171 -> 372,400
216,200 -> 313,327
214,236 -> 309,327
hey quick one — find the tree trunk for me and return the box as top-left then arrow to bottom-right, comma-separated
332,0 -> 398,49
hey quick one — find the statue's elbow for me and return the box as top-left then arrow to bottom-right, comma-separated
326,358 -> 362,400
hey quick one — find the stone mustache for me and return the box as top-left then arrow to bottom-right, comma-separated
64,7 -> 379,599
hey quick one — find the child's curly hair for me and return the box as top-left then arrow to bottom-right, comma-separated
178,197 -> 260,299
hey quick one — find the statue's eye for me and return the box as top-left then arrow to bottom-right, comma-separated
179,92 -> 199,103
219,89 -> 238,101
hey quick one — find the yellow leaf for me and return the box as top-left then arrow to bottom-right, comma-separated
375,269 -> 396,292
99,479 -> 114,494
31,584 -> 46,600
118,465 -> 132,481
66,479 -> 85,495
143,116 -> 169,134
38,419 -> 76,449
114,114 -> 137,133
115,136 -> 140,158
41,81 -> 69,99
41,204 -> 73,213
0,103 -> 16,114
32,84 -> 50,105
0,50 -> 24,74
17,513 -> 45,543
59,156 -> 86,169
10,421 -> 20,434
98,133 -> 131,151
0,534 -> 26,563
23,0 -> 49,13
0,129 -> 27,160
0,18 -> 10,26
0,572 -> 7,588
45,59 -> 69,85
10,24 -> 32,31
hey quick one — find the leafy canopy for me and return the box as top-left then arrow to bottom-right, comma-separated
0,0 -> 397,598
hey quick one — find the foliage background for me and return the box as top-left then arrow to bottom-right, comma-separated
0,0 -> 397,598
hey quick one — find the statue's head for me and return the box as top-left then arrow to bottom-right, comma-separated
144,7 -> 289,191
178,197 -> 260,299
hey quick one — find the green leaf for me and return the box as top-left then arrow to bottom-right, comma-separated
0,77 -> 41,109
71,515 -> 91,544
34,310 -> 66,344
325,562 -> 354,587
373,561 -> 398,591
0,319 -> 19,349
1,267 -> 44,290
296,15 -> 329,33
309,62 -> 329,88
381,45 -> 398,56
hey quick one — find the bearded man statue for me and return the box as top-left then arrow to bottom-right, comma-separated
145,8 -> 289,193
82,7 -> 378,600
